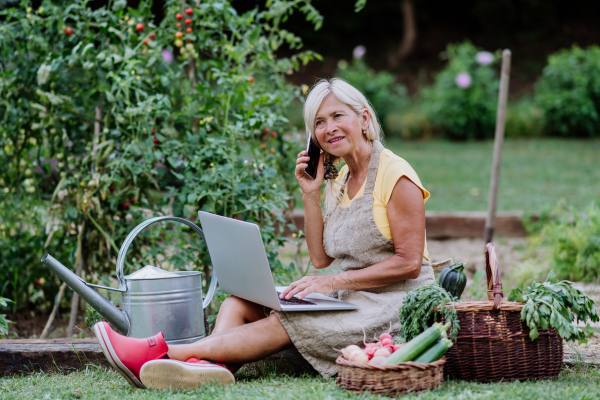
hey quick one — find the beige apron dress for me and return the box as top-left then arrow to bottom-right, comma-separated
273,141 -> 435,378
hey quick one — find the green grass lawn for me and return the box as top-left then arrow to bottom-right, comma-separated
383,138 -> 600,212
2,365 -> 600,400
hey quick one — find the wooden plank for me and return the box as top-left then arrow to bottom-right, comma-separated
563,348 -> 600,367
0,340 -> 315,377
0,339 -> 109,376
285,210 -> 528,239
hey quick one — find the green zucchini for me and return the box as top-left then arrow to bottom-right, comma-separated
438,261 -> 467,299
414,338 -> 453,363
382,322 -> 450,365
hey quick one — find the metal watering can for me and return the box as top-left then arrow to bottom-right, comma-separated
41,216 -> 217,344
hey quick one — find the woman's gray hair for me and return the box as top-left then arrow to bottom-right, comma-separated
303,78 -> 383,210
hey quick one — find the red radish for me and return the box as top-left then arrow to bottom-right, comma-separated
365,345 -> 379,358
373,347 -> 391,358
368,356 -> 388,366
392,344 -> 403,352
380,332 -> 392,342
381,338 -> 393,347
348,350 -> 368,363
340,345 -> 361,360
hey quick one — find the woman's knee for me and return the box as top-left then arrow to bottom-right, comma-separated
220,296 -> 265,321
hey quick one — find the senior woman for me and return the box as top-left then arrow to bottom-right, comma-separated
92,78 -> 434,390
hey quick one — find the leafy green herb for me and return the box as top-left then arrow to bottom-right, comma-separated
399,283 -> 460,342
508,272 -> 599,342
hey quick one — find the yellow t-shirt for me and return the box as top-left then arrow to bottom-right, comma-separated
336,149 -> 430,261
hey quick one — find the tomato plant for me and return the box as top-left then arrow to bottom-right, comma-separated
0,0 -> 324,314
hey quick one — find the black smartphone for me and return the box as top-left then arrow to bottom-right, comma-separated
304,136 -> 321,179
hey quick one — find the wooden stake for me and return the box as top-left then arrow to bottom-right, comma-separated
484,49 -> 511,244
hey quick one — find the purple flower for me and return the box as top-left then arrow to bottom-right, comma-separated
476,51 -> 494,66
353,45 -> 366,60
455,72 -> 472,89
161,49 -> 174,64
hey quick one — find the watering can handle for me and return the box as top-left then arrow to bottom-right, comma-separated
115,216 -> 217,309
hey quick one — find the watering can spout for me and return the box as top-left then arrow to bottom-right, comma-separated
41,254 -> 130,335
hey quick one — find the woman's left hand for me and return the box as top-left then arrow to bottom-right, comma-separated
279,275 -> 339,300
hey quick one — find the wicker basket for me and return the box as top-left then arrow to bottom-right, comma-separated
336,356 -> 445,397
439,243 -> 563,383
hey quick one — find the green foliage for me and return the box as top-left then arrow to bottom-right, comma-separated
528,201 -> 600,282
399,283 -> 459,342
0,193 -> 69,313
0,296 -> 13,338
508,272 -> 599,342
505,96 -> 544,138
0,0 -> 322,311
335,59 -> 408,136
535,45 -> 600,137
422,41 -> 499,140
84,305 -> 104,329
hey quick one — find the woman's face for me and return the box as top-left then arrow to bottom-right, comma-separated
313,94 -> 369,158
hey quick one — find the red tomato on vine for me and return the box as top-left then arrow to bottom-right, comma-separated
185,18 -> 192,25
185,8 -> 193,15
176,13 -> 183,20
150,32 -> 156,40
136,23 -> 144,32
64,27 -> 73,36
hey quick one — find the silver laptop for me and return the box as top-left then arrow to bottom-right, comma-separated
197,211 -> 358,312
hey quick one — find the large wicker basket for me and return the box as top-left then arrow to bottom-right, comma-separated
336,356 -> 445,397
439,243 -> 563,382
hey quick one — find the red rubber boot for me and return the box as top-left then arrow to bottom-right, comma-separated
93,321 -> 168,388
140,357 -> 235,389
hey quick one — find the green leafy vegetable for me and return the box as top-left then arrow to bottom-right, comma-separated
508,272 -> 599,342
399,283 -> 460,342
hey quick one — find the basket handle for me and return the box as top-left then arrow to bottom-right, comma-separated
485,242 -> 503,310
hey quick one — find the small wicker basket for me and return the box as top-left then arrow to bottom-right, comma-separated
336,356 -> 445,397
439,243 -> 563,382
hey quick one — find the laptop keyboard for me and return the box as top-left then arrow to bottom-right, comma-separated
276,291 -> 317,306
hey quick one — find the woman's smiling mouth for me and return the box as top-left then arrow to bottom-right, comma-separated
328,136 -> 344,144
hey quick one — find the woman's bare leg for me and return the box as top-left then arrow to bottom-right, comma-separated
212,296 -> 267,334
167,296 -> 292,367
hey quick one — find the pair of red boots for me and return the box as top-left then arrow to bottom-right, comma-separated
93,321 -> 235,389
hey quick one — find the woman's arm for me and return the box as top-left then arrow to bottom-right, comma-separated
294,150 -> 335,270
281,176 -> 425,300
303,191 -> 335,269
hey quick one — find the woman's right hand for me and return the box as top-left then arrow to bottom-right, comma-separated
295,150 -> 325,195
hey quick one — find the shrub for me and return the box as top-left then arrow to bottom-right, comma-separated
535,45 -> 600,137
505,96 -> 543,138
422,41 -> 499,140
529,201 -> 600,282
336,59 -> 408,137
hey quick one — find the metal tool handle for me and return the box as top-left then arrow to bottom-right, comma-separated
115,216 -> 217,309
